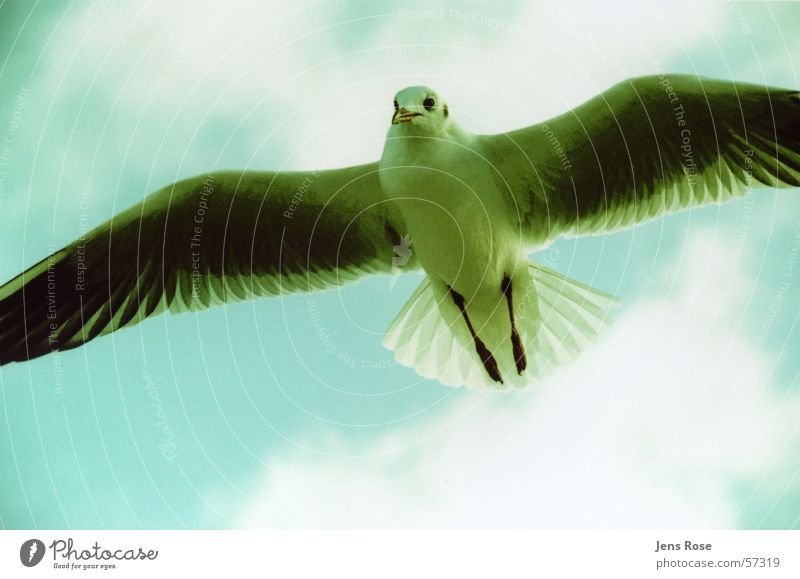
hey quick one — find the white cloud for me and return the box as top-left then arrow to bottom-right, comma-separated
228,228 -> 800,528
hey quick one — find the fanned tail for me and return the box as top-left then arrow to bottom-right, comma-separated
382,262 -> 619,391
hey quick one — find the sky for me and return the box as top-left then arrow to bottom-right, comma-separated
1,0 -> 800,529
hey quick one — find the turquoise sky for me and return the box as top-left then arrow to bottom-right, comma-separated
1,0 -> 800,529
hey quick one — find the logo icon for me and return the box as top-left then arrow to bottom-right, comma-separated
389,235 -> 413,290
20,539 -> 45,567
392,234 -> 413,268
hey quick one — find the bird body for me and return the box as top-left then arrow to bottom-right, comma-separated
380,89 -> 518,300
1,75 -> 798,390
378,86 -> 537,386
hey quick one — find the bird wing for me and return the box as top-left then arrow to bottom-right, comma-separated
0,163 -> 411,364
481,75 -> 800,245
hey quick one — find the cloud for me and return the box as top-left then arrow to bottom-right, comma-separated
229,228 -> 800,528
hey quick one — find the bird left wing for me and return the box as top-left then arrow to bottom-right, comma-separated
481,75 -> 800,246
0,163 -> 411,365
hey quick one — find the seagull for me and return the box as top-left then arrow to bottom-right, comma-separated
1,75 -> 798,390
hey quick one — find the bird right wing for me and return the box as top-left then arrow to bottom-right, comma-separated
481,75 -> 800,246
0,163 -> 411,364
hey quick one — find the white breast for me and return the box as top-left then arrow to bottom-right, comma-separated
379,129 -> 519,297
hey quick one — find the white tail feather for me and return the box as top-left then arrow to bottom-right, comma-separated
382,262 -> 619,391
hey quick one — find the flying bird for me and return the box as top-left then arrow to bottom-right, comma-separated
1,75 -> 798,389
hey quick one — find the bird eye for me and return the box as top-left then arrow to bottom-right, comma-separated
393,100 -> 399,111
423,97 -> 435,111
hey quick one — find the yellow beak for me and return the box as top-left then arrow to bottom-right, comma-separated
392,108 -> 421,124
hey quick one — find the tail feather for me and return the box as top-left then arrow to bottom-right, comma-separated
381,279 -> 430,352
536,295 -> 591,353
536,278 -> 611,334
382,262 -> 620,391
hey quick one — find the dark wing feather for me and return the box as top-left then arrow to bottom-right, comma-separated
0,163 -> 410,364
482,75 -> 800,245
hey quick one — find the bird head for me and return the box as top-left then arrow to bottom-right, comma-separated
390,85 -> 450,135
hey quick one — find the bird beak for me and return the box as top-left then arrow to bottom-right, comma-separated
392,108 -> 421,124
